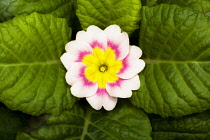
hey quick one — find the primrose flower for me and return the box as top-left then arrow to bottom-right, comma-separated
61,25 -> 145,110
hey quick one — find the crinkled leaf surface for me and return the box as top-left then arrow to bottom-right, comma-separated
0,0 -> 77,25
0,105 -> 29,140
16,100 -> 152,140
0,12 -> 77,116
157,0 -> 210,13
151,110 -> 210,140
76,0 -> 142,34
142,0 -> 158,7
130,4 -> 210,117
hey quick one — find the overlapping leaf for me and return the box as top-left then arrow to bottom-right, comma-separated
16,100 -> 152,140
0,106 -> 29,140
142,0 -> 158,6
0,13 -> 77,116
151,110 -> 210,140
0,0 -> 77,25
76,0 -> 142,34
157,0 -> 210,13
131,4 -> 210,117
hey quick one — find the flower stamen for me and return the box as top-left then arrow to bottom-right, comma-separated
99,65 -> 108,72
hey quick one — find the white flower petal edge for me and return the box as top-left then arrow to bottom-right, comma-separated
76,25 -> 107,51
65,63 -> 83,85
106,75 -> 140,98
86,89 -> 117,110
102,93 -> 118,111
61,41 -> 92,70
71,82 -> 98,98
66,63 -> 98,98
104,25 -> 129,60
60,53 -> 74,70
118,46 -> 145,79
65,40 -> 92,53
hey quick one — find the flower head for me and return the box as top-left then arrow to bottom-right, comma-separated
61,25 -> 145,110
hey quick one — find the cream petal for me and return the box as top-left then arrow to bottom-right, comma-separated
71,81 -> 98,98
102,93 -> 117,111
65,40 -> 92,63
60,53 -> 77,70
76,25 -> 107,50
104,25 -> 129,60
65,63 -> 84,85
86,89 -> 117,110
66,63 -> 98,97
66,63 -> 98,98
118,46 -> 145,79
106,75 -> 140,98
126,75 -> 140,90
65,63 -> 97,89
129,45 -> 142,58
86,93 -> 103,110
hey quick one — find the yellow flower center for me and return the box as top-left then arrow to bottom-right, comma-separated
99,65 -> 108,72
82,47 -> 122,88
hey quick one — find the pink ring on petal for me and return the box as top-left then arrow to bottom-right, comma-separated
104,25 -> 130,60
66,63 -> 98,97
90,40 -> 105,50
62,41 -> 93,65
108,41 -> 121,59
106,75 -> 140,98
75,51 -> 92,62
76,25 -> 107,51
118,46 -> 145,79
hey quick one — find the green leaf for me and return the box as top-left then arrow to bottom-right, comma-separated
0,12 -> 77,116
151,110 -> 210,140
16,100 -> 152,140
0,105 -> 29,140
130,4 -> 210,117
142,0 -> 158,7
76,0 -> 142,34
0,0 -> 77,26
157,0 -> 210,13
